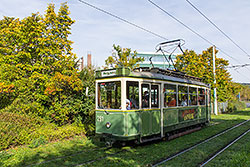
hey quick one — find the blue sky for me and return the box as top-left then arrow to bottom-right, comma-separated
1,0 -> 250,83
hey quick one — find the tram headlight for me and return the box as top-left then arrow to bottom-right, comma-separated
106,122 -> 111,129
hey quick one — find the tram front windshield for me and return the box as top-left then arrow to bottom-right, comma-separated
98,81 -> 121,109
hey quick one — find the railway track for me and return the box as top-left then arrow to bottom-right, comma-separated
26,144 -> 133,167
151,119 -> 250,167
25,119 -> 250,167
73,119 -> 250,167
25,146 -> 112,167
199,128 -> 250,167
74,149 -> 125,167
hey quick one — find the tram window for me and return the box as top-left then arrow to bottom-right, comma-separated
198,88 -> 205,105
189,87 -> 197,106
127,81 -> 139,109
98,81 -> 121,109
164,84 -> 177,107
178,85 -> 188,106
151,85 -> 159,108
141,84 -> 150,108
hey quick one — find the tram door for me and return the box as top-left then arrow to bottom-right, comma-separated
151,84 -> 161,134
141,83 -> 161,136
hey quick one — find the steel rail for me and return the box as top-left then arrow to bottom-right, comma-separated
25,120 -> 250,167
74,150 -> 125,167
199,128 -> 250,167
152,119 -> 250,166
25,146 -> 112,167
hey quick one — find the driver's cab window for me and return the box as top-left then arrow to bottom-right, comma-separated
126,81 -> 139,109
98,81 -> 121,109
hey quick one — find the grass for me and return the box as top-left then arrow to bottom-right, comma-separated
1,109 -> 250,167
206,130 -> 250,167
0,136 -> 103,167
158,121 -> 250,166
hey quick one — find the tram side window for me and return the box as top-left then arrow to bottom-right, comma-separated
141,84 -> 150,108
98,81 -> 121,109
164,84 -> 177,107
189,87 -> 197,106
178,85 -> 188,106
127,81 -> 139,109
151,85 -> 159,108
198,88 -> 205,105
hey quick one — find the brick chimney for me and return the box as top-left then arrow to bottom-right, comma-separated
87,53 -> 92,67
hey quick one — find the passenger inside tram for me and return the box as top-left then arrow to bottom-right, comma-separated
167,94 -> 176,107
126,99 -> 131,110
181,96 -> 188,106
142,91 -> 149,108
130,94 -> 138,109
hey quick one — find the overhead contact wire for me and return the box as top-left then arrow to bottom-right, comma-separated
78,0 -> 168,40
186,0 -> 250,58
147,0 -> 250,73
77,0 -> 250,78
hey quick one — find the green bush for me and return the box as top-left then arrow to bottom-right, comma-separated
29,136 -> 48,148
227,101 -> 246,113
34,124 -> 85,141
0,112 -> 85,151
0,97 -> 46,118
0,112 -> 44,150
78,67 -> 96,135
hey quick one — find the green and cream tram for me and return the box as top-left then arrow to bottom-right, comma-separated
95,67 -> 211,145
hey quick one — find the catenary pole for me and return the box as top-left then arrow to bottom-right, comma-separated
213,45 -> 218,115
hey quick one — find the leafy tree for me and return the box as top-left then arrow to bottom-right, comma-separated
105,44 -> 144,69
78,66 -> 96,134
240,85 -> 250,101
0,3 -> 83,125
175,46 -> 240,102
0,82 -> 15,109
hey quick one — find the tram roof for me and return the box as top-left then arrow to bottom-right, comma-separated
96,67 -> 209,87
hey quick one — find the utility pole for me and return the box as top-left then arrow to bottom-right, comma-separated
213,45 -> 218,115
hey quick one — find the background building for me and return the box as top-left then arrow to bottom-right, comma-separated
136,52 -> 177,70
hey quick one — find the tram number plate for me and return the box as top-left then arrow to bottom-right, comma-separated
97,116 -> 104,122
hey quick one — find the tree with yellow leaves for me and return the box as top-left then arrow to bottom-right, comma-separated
105,44 -> 144,70
175,46 -> 240,102
0,3 -> 83,125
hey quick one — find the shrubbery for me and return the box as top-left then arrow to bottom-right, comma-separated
227,101 -> 246,113
0,3 -> 97,151
0,112 -> 85,151
78,67 -> 96,135
0,3 -> 84,126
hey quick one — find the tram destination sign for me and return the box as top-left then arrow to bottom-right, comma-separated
101,70 -> 116,77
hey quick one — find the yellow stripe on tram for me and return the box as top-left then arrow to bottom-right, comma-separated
96,108 -> 160,112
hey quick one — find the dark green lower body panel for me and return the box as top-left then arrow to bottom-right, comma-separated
96,111 -> 140,137
163,106 -> 208,134
163,118 -> 207,132
141,110 -> 161,136
96,106 -> 209,142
